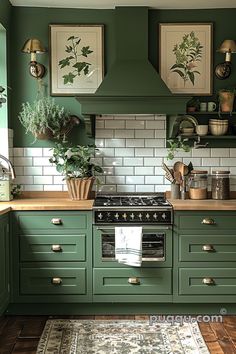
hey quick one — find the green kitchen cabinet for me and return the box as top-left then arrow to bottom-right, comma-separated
0,213 -> 10,314
10,211 -> 92,303
174,210 -> 236,303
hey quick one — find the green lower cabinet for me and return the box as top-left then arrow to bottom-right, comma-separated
0,214 -> 9,314
93,268 -> 172,302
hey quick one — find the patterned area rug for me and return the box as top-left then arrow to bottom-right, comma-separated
36,319 -> 210,354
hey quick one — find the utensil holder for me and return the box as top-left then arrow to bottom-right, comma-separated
171,183 -> 180,199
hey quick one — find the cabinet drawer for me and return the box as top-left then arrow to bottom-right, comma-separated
179,234 -> 236,262
179,268 -> 236,295
178,214 -> 236,230
20,235 -> 86,262
16,212 -> 88,233
93,268 -> 171,295
20,267 -> 86,295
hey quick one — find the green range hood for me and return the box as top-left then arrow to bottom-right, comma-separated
76,7 -> 188,115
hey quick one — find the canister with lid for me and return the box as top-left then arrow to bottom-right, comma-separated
211,170 -> 230,200
189,170 -> 208,199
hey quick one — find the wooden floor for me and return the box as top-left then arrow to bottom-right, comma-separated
0,315 -> 236,353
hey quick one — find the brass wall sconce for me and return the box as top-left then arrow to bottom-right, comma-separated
21,38 -> 46,79
215,39 -> 236,79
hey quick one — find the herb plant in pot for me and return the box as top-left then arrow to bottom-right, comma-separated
218,88 -> 235,113
49,142 -> 103,200
18,96 -> 80,141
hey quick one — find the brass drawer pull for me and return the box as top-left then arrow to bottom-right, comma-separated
202,277 -> 215,285
201,218 -> 215,225
128,277 -> 140,285
51,277 -> 62,285
202,244 -> 215,252
51,244 -> 62,252
51,218 -> 62,225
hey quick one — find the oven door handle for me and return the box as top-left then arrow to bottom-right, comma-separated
96,226 -> 172,231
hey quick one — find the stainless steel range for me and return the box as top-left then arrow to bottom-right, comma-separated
93,193 -> 172,225
93,193 -> 173,263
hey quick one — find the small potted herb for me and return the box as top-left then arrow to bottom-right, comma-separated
49,142 -> 103,200
18,96 -> 80,141
186,97 -> 200,112
218,88 -> 235,113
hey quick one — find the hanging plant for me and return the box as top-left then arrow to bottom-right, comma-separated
0,86 -> 7,108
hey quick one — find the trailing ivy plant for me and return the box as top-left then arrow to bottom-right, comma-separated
58,36 -> 93,85
171,31 -> 203,86
166,139 -> 191,160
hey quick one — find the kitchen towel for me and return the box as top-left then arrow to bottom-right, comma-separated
115,226 -> 142,267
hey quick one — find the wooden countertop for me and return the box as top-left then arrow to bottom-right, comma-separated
1,192 -> 236,215
169,198 -> 236,210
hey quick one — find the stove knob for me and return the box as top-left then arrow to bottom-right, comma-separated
153,213 -> 158,220
162,213 -> 166,220
106,212 -> 111,221
146,213 -> 150,220
115,212 -> 119,220
138,213 -> 142,220
122,213 -> 127,220
98,212 -> 103,220
130,213 -> 135,220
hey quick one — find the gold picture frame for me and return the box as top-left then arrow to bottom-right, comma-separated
49,24 -> 104,96
159,23 -> 213,95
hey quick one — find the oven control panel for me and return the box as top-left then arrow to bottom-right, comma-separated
94,209 -> 172,224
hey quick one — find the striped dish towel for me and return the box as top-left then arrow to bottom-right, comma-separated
115,227 -> 142,267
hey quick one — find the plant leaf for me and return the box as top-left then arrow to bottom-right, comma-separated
188,71 -> 195,85
170,63 -> 185,70
63,72 -> 76,84
81,46 -> 93,57
172,69 -> 185,78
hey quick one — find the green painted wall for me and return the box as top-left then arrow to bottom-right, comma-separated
9,6 -> 236,147
0,0 -> 11,30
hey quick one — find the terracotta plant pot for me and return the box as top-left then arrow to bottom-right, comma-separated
219,91 -> 235,112
35,128 -> 53,140
66,177 -> 95,200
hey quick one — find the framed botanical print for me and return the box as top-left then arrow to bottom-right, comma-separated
50,24 -> 104,96
159,23 -> 213,95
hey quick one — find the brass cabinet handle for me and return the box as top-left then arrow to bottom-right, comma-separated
202,277 -> 215,285
51,244 -> 62,252
128,277 -> 140,285
201,218 -> 215,225
51,218 -> 62,225
51,277 -> 62,285
202,244 -> 215,252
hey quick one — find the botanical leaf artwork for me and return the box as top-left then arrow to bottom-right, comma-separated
58,36 -> 93,85
170,31 -> 203,86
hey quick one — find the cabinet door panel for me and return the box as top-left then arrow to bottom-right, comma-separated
0,214 -> 9,314
179,234 -> 236,262
178,214 -> 236,230
179,268 -> 236,295
93,268 -> 172,295
20,235 -> 86,262
20,267 -> 86,295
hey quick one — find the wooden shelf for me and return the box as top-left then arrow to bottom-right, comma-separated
186,111 -> 236,115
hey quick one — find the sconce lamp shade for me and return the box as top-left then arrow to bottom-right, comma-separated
21,38 -> 46,54
217,39 -> 236,54
21,38 -> 46,79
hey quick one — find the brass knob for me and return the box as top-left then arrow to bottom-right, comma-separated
201,218 -> 215,225
202,277 -> 215,285
202,244 -> 215,252
51,244 -> 62,252
51,218 -> 62,225
51,277 -> 62,285
128,277 -> 140,285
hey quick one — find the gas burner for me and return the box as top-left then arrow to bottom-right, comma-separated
94,193 -> 170,208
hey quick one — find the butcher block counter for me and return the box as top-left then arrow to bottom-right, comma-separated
1,192 -> 236,215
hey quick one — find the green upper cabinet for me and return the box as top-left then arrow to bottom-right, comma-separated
0,213 -> 9,314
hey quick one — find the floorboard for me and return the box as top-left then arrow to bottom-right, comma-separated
0,315 -> 235,353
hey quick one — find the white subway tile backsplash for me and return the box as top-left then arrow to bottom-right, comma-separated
13,148 -> 24,157
145,176 -> 164,184
145,139 -> 165,148
98,148 -> 115,157
135,148 -> 154,157
103,157 -> 123,166
115,148 -> 134,157
43,148 -> 53,157
126,139 -> 144,147
24,148 -> 43,157
117,185 -> 135,192
24,166 -> 43,176
15,176 -> 33,185
33,157 -> 51,166
154,148 -> 168,157
126,120 -> 145,129
135,167 -> 154,175
123,157 -> 143,166
135,130 -> 154,138
136,185 -> 154,192
106,176 -> 125,184
105,120 -> 125,129
95,138 -> 105,148
53,176 -> 66,184
34,176 -> 53,185
14,157 -> 32,166
126,176 -> 144,184
211,148 -> 230,158
23,185 -> 44,191
96,129 -> 114,138
192,148 -> 211,158
114,130 -> 134,138
146,120 -> 165,130
230,149 -> 236,157
105,139 -> 125,148
96,120 -> 105,129
144,158 -> 162,166
220,158 -> 236,166
43,166 -> 60,176
115,166 -> 134,175
202,158 -> 220,167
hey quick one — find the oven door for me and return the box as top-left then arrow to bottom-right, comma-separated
93,225 -> 172,268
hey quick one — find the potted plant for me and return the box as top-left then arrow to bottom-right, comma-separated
218,88 -> 235,113
49,142 -> 103,200
186,97 -> 200,112
18,96 -> 80,141
0,86 -> 7,108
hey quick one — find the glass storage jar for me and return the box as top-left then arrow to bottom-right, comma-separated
189,170 -> 208,200
211,170 -> 230,200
